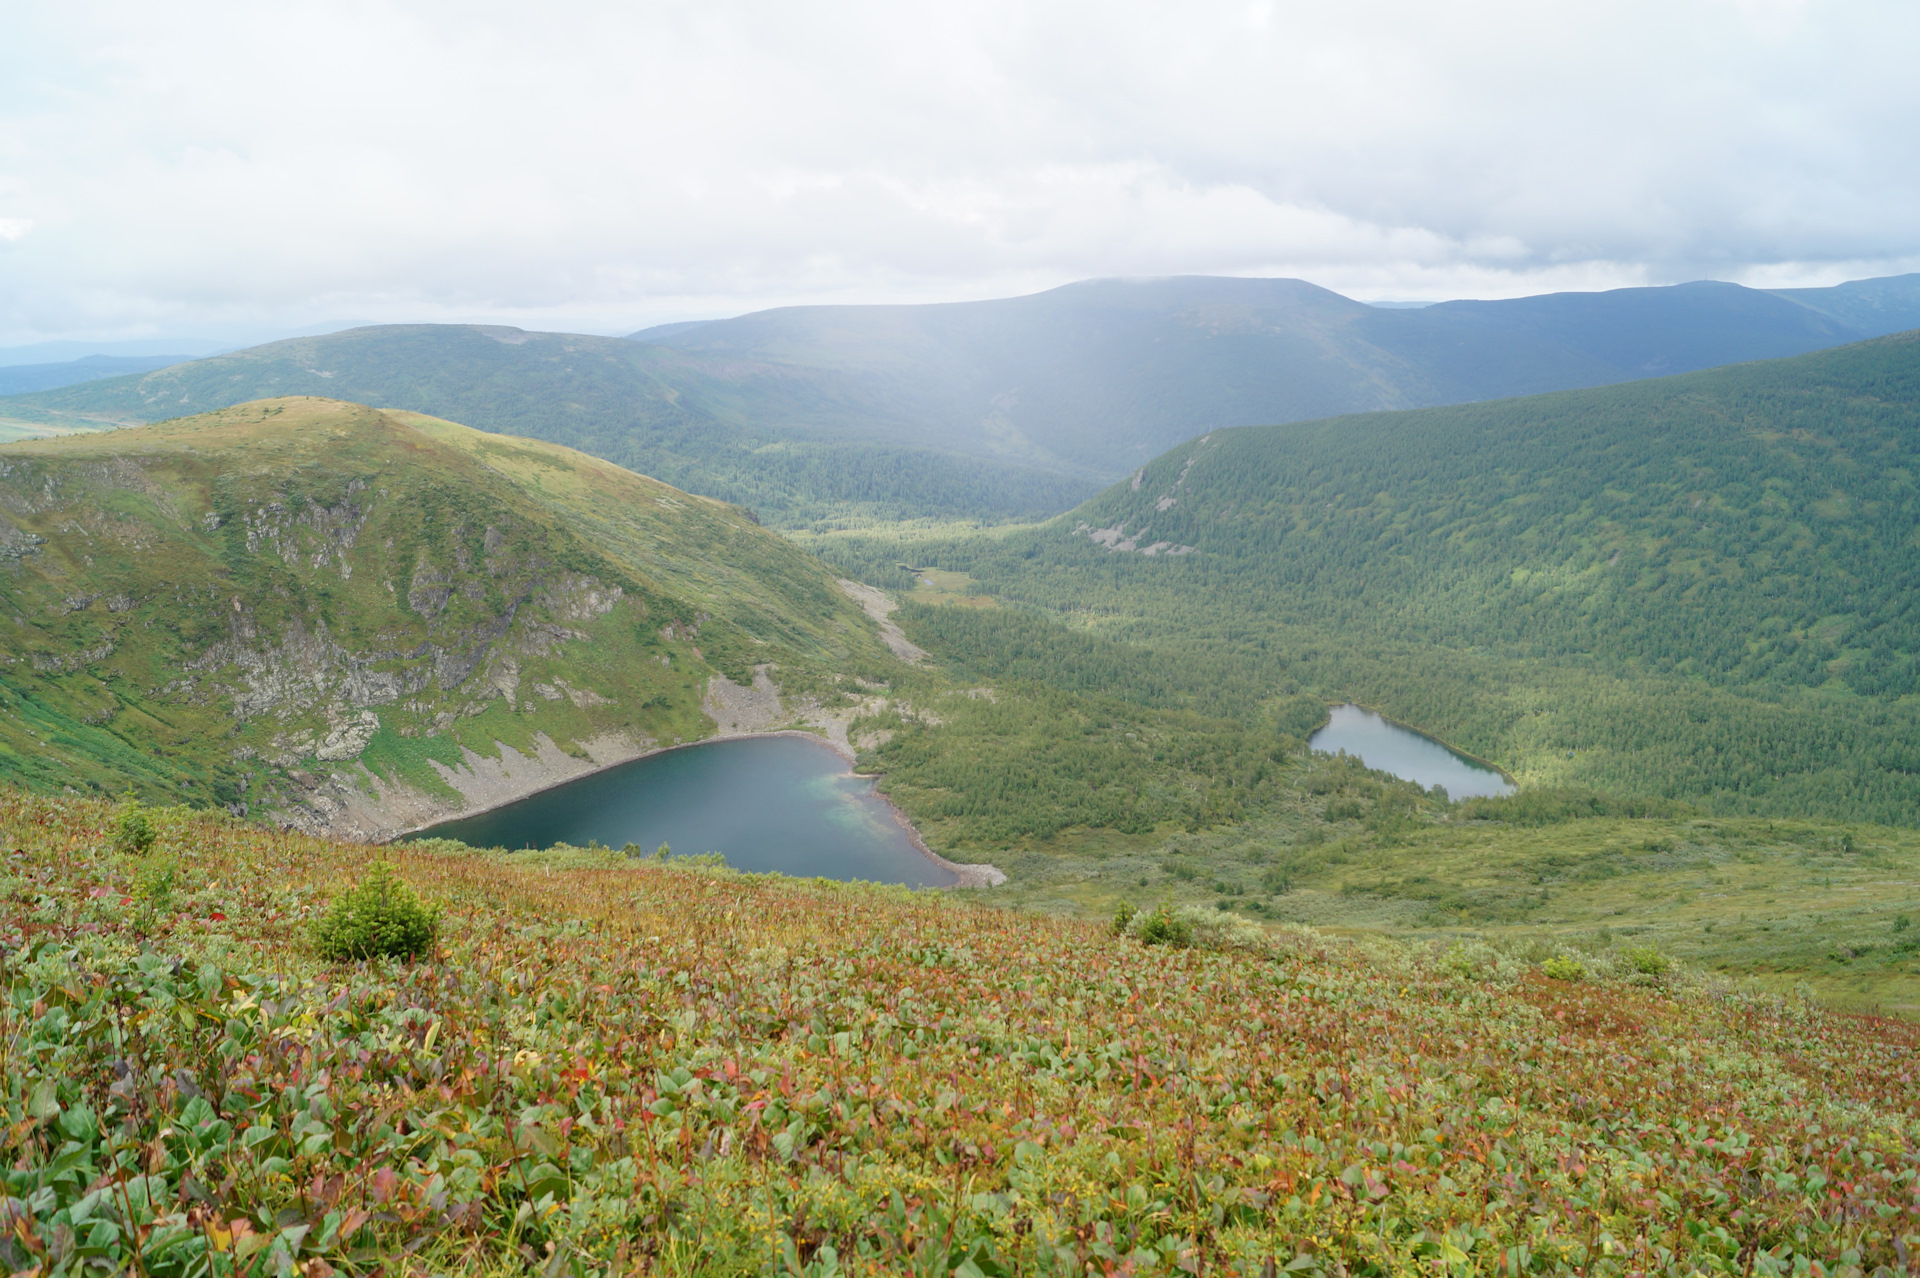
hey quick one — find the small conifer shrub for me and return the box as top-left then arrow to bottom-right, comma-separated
113,797 -> 157,857
1136,904 -> 1194,948
312,860 -> 439,962
1111,900 -> 1137,934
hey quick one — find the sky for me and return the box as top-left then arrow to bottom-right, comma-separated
2,0 -> 1917,346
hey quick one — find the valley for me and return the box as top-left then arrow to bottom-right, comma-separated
1,321 -> 1917,1018
1,310 -> 1918,1278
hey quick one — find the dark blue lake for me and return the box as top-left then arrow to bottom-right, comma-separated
1308,704 -> 1514,799
406,734 -> 957,886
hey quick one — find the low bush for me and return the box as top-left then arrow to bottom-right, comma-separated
1542,954 -> 1586,982
1624,943 -> 1672,977
1134,903 -> 1193,948
112,796 -> 156,857
131,852 -> 178,912
311,860 -> 439,962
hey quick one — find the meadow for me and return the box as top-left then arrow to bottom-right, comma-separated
4,790 -> 1918,1275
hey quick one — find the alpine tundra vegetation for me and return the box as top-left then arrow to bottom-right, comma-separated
2,792 -> 1917,1275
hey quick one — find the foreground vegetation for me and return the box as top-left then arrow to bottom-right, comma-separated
4,790 -> 1918,1275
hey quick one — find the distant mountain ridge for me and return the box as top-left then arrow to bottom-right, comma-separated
5,272 -> 1916,525
629,274 -> 1919,471
0,353 -> 199,397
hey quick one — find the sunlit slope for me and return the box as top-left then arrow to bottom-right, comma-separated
898,330 -> 1920,822
0,397 -> 890,824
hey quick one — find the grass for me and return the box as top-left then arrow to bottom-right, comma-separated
3,788 -> 1918,1275
904,569 -> 995,609
970,780 -> 1920,1015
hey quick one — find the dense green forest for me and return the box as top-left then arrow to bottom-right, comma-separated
815,330 -> 1920,826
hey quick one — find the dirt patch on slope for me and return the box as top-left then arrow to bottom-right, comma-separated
836,579 -> 926,663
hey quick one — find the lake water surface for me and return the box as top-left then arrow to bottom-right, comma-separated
1308,704 -> 1514,799
406,734 -> 958,887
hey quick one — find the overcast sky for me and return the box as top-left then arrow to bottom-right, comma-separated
2,0 -> 1917,345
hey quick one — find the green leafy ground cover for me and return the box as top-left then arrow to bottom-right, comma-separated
4,790 -> 1919,1275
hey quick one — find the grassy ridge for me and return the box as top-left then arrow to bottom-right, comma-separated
0,398 -> 891,817
4,790 -> 1918,1274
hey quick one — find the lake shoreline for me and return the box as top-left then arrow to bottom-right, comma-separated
1310,701 -> 1517,793
389,728 -> 1007,890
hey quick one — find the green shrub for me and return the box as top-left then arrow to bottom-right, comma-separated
113,798 -> 156,857
312,861 -> 439,962
1624,944 -> 1671,976
131,853 -> 178,912
1136,904 -> 1193,948
1542,955 -> 1586,982
1111,901 -> 1137,935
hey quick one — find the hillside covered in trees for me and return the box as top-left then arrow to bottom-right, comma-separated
817,330 -> 1920,826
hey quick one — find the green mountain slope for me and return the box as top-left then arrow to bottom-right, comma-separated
0,397 -> 894,832
820,330 -> 1920,825
0,327 -> 1092,527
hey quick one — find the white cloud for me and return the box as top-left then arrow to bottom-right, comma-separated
0,220 -> 30,242
0,0 -> 1915,342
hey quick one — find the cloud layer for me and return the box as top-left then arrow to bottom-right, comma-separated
2,0 -> 1916,341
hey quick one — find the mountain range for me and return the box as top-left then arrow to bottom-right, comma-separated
0,353 -> 199,398
6,272 -> 1916,525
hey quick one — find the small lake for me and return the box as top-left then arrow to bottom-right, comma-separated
1308,704 -> 1514,799
406,734 -> 958,887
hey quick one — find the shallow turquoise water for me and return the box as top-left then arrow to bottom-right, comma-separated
405,734 -> 957,886
1308,704 -> 1514,799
